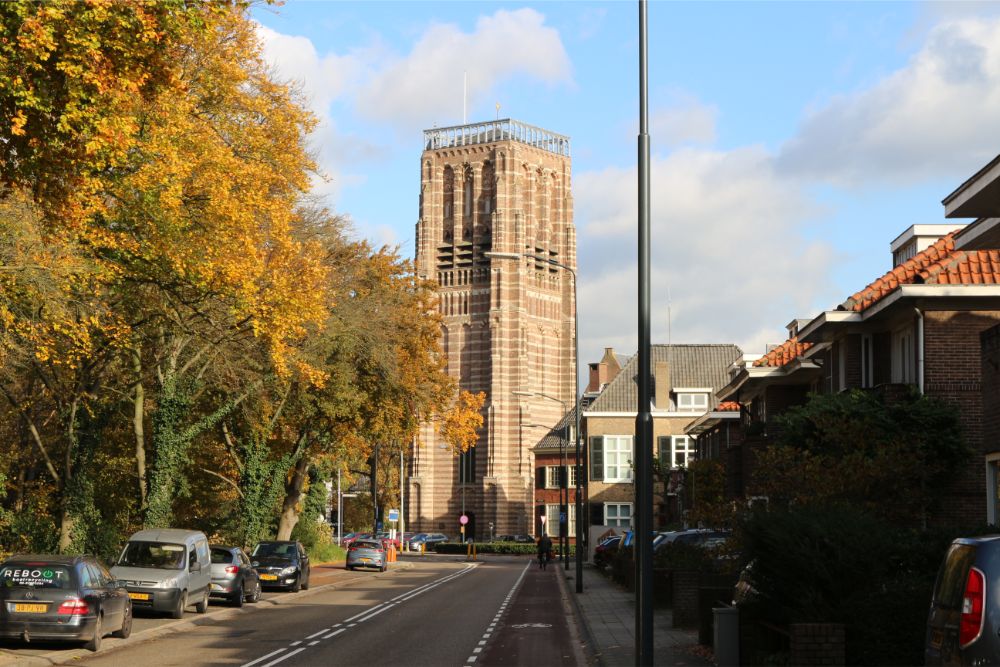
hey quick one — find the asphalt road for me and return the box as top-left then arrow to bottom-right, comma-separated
0,555 -> 584,667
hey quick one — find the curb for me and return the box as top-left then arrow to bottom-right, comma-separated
0,561 -> 415,667
556,565 -> 599,666
563,565 -> 610,667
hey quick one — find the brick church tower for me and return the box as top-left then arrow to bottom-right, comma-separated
410,119 -> 577,540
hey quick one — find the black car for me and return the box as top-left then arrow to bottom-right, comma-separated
209,546 -> 261,607
250,541 -> 310,592
0,554 -> 132,652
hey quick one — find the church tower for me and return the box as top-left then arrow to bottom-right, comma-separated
410,119 -> 577,540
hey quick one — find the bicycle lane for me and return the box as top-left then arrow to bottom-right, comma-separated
472,561 -> 589,666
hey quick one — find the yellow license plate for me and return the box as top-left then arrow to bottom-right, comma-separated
260,574 -> 278,581
930,628 -> 944,649
14,603 -> 47,613
128,592 -> 150,601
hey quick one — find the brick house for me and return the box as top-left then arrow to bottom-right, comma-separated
532,407 -> 580,542
710,154 -> 1000,524
581,344 -> 742,540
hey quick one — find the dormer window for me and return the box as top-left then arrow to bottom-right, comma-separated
675,392 -> 708,413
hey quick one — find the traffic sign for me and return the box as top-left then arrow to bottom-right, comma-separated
459,514 -> 469,525
388,508 -> 399,522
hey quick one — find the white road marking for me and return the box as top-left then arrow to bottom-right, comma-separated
241,649 -> 286,667
306,629 -> 327,639
323,628 -> 346,639
259,648 -> 306,667
463,560 -> 531,665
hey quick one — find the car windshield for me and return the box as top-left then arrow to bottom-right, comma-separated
117,541 -> 185,569
355,541 -> 381,550
0,563 -> 73,589
252,542 -> 296,558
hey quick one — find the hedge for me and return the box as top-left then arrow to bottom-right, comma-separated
431,541 -> 577,556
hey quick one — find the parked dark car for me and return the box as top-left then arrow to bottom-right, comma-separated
209,546 -> 261,607
593,535 -> 622,569
250,541 -> 310,592
926,536 -> 1000,664
654,529 -> 731,551
0,554 -> 132,652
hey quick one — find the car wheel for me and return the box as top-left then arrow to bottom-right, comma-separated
171,591 -> 187,620
346,564 -> 353,571
231,582 -> 245,608
247,580 -> 261,603
302,570 -> 310,590
85,613 -> 102,652
195,591 -> 209,614
291,575 -> 302,593
113,602 -> 132,639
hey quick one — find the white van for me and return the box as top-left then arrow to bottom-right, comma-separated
110,529 -> 212,619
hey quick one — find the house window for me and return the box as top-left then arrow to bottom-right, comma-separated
604,502 -> 633,528
676,393 -> 708,412
545,503 -> 576,537
603,436 -> 634,482
988,455 -> 1000,526
891,325 -> 916,384
545,465 -> 577,489
861,334 -> 873,388
671,436 -> 695,469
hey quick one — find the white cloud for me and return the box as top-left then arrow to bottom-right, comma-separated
355,9 -> 572,130
575,147 -> 840,362
777,16 -> 1000,187
650,92 -> 718,148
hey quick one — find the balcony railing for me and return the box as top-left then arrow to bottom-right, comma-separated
423,119 -> 570,157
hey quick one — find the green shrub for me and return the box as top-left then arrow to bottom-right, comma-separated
431,541 -> 575,556
738,503 -> 978,666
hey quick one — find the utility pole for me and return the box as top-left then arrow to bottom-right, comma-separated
372,442 -> 380,535
337,468 -> 342,546
400,447 -> 406,550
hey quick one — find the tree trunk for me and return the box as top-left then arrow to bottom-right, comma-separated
57,398 -> 80,553
132,349 -> 148,507
276,455 -> 309,540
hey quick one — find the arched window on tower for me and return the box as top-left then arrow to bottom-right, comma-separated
443,166 -> 455,221
464,168 -> 473,218
481,160 -> 495,216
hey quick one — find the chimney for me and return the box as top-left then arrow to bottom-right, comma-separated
587,362 -> 601,393
654,360 -> 670,410
587,347 -> 622,394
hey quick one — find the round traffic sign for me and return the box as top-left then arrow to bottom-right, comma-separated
459,514 -> 469,525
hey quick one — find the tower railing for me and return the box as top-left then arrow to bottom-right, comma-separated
424,119 -> 570,157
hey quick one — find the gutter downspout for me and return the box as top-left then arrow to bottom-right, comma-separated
915,308 -> 925,394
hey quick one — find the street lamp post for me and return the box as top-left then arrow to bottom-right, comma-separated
490,249 -> 581,589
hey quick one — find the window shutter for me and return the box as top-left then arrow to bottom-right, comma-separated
559,465 -> 568,488
590,436 -> 604,481
536,466 -> 545,489
590,502 -> 604,525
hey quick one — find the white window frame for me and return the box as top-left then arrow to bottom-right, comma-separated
671,436 -> 695,469
861,334 -> 874,388
892,324 -> 916,384
545,465 -> 577,489
604,502 -> 633,528
544,503 -> 576,537
987,454 -> 1000,526
676,392 -> 709,413
603,436 -> 634,482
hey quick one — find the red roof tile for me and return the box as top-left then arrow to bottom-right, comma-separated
753,337 -> 813,368
716,401 -> 741,412
839,232 -> 1000,312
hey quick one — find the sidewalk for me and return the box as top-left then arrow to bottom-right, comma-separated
567,564 -> 713,666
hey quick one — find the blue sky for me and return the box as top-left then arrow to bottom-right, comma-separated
253,1 -> 1000,371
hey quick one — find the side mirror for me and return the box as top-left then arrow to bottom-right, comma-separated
189,562 -> 201,573
115,580 -> 128,589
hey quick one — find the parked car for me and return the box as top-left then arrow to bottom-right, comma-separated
209,546 -> 261,607
593,535 -> 622,569
420,533 -> 450,550
111,528 -> 211,619
0,554 -> 132,651
375,532 -> 400,549
250,541 -> 310,592
407,533 -> 428,549
346,539 -> 388,572
926,536 -> 1000,664
655,529 -> 731,551
343,532 -> 370,547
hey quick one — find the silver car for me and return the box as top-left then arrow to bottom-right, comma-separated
346,540 -> 387,572
209,546 -> 261,607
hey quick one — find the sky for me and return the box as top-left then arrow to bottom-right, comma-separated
252,1 -> 1000,374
